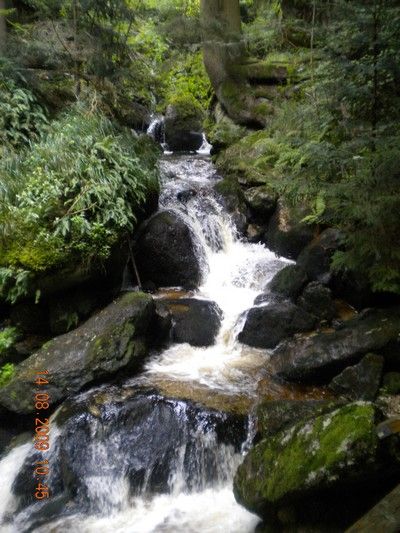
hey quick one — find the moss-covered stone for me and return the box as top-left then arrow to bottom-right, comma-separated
0,293 -> 159,414
234,403 -> 396,523
216,130 -> 283,187
0,327 -> 20,364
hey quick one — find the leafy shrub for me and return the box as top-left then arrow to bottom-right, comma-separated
0,105 -> 159,302
0,75 -> 48,152
0,327 -> 19,358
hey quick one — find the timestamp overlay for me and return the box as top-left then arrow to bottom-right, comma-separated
33,370 -> 51,501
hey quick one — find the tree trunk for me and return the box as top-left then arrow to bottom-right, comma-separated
200,0 -> 265,127
0,0 -> 7,52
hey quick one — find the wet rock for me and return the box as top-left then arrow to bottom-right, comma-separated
135,210 -> 205,290
297,282 -> 336,322
238,301 -> 316,349
164,102 -> 203,152
159,298 -> 222,347
0,293 -> 158,414
243,186 -> 277,220
256,399 -> 344,439
382,372 -> 400,395
272,307 -> 400,383
267,264 -> 308,300
297,228 -> 342,283
13,389 -> 247,513
265,199 -> 316,260
329,353 -> 384,401
234,403 -> 400,529
246,223 -> 264,243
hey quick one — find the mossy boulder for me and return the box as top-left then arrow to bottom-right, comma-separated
0,293 -> 159,414
216,130 -> 282,187
234,403 -> 400,527
256,399 -> 344,439
297,228 -> 343,284
164,94 -> 204,151
205,103 -> 247,153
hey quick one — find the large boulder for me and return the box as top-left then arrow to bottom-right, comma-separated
265,199 -> 316,260
135,210 -> 206,290
329,353 -> 384,401
159,298 -> 222,347
297,282 -> 336,322
267,264 -> 308,300
296,228 -> 342,283
272,307 -> 400,383
243,186 -> 277,221
238,301 -> 316,349
0,293 -> 159,414
256,399 -> 344,439
12,388 -> 246,521
164,97 -> 203,152
234,403 -> 400,530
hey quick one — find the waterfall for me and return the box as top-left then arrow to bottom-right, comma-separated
0,151 -> 291,533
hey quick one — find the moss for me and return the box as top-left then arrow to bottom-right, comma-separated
2,237 -> 65,272
216,130 -> 283,186
0,363 -> 15,388
235,403 -> 379,512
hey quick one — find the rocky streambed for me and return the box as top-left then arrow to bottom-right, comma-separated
0,151 -> 399,532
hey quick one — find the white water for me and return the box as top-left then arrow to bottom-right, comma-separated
143,154 -> 290,393
0,152 -> 290,533
0,442 -> 31,527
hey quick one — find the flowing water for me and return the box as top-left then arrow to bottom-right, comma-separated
0,147 -> 312,533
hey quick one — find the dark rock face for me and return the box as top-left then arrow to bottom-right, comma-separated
135,210 -> 205,290
0,293 -> 158,414
164,104 -> 203,152
267,264 -> 308,300
234,403 -> 400,530
238,301 -> 316,349
298,282 -> 336,322
243,186 -> 277,220
265,199 -> 316,260
382,372 -> 400,394
256,399 -> 344,439
329,353 -> 384,401
297,228 -> 342,283
48,286 -> 110,336
159,298 -> 222,347
13,389 -> 247,517
272,307 -> 400,383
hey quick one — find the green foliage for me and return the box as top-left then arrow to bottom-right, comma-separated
0,363 -> 15,388
0,75 -> 48,152
220,0 -> 400,294
163,52 -> 211,112
0,105 -> 159,302
0,327 -> 19,358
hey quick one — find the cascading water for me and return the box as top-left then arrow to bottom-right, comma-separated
0,150 -> 292,533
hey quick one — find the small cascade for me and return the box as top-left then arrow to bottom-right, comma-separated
146,115 -> 168,151
0,150 -> 291,533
